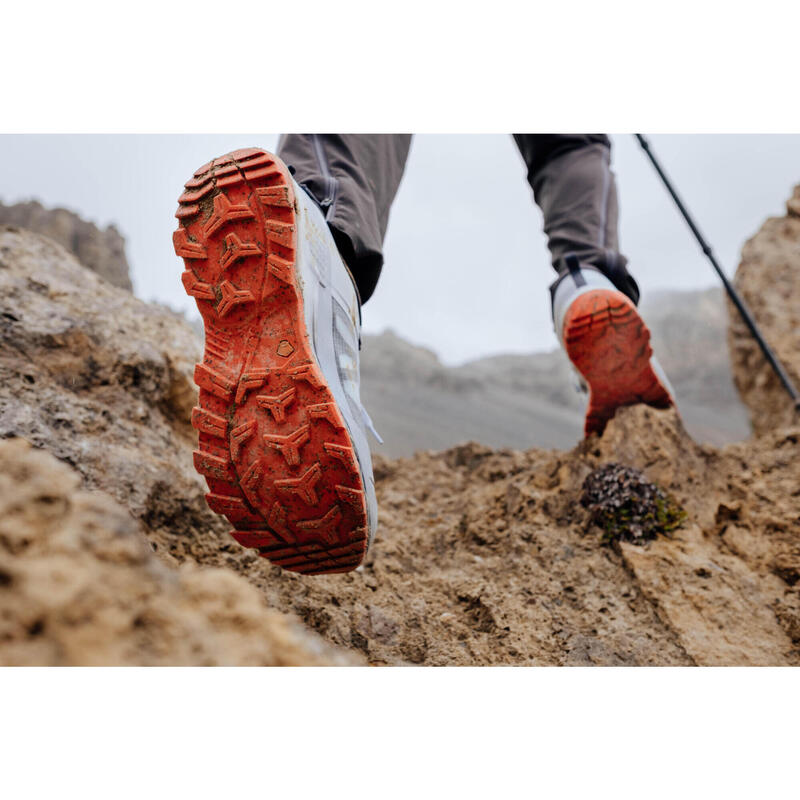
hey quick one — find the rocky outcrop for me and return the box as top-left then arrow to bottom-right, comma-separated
0,200 -> 132,291
1,224 -> 797,666
728,185 -> 800,435
0,226 -> 208,562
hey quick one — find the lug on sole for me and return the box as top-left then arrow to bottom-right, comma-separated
174,148 -> 368,575
563,288 -> 673,437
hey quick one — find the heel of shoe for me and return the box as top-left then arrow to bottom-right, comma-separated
563,289 -> 672,436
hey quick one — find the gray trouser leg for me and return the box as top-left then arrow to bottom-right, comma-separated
513,134 -> 639,304
279,133 -> 638,306
277,134 -> 412,303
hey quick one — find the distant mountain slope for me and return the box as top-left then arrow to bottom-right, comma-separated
360,332 -> 583,455
361,287 -> 751,457
642,286 -> 751,443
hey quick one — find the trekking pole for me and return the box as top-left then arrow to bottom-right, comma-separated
634,133 -> 800,412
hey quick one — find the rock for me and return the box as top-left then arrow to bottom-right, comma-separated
0,201 -> 132,290
594,407 -> 798,665
0,225 -> 798,666
619,523 -> 791,666
0,439 -> 357,665
0,227 -> 212,562
728,184 -> 800,435
787,185 -> 800,218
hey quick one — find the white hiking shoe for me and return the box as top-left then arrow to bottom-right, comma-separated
551,256 -> 675,436
174,148 -> 378,574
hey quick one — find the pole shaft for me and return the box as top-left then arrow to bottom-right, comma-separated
634,134 -> 800,410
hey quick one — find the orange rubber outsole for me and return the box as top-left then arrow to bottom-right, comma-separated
173,148 -> 368,575
563,288 -> 673,437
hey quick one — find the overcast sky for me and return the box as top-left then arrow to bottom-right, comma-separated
2,134 -> 798,364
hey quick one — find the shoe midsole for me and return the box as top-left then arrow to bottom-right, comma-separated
293,181 -> 378,545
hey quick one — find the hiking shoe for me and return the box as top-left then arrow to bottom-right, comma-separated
551,256 -> 674,437
174,148 -> 378,575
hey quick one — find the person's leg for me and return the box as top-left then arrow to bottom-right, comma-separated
278,134 -> 412,303
513,134 -> 639,304
513,134 -> 673,435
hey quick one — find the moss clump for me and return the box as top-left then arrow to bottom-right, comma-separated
580,463 -> 687,545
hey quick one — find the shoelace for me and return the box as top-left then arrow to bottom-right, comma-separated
360,403 -> 383,444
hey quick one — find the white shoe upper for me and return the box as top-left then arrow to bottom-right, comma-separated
292,180 -> 379,547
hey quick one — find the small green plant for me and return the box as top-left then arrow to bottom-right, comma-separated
580,463 -> 687,545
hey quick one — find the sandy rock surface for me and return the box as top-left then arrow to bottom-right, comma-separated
1,223 -> 798,666
245,405 -> 797,666
0,439 -> 358,665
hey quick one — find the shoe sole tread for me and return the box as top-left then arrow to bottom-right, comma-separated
563,288 -> 673,436
174,148 -> 368,574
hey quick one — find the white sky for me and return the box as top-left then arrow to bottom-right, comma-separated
1,134 -> 798,364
